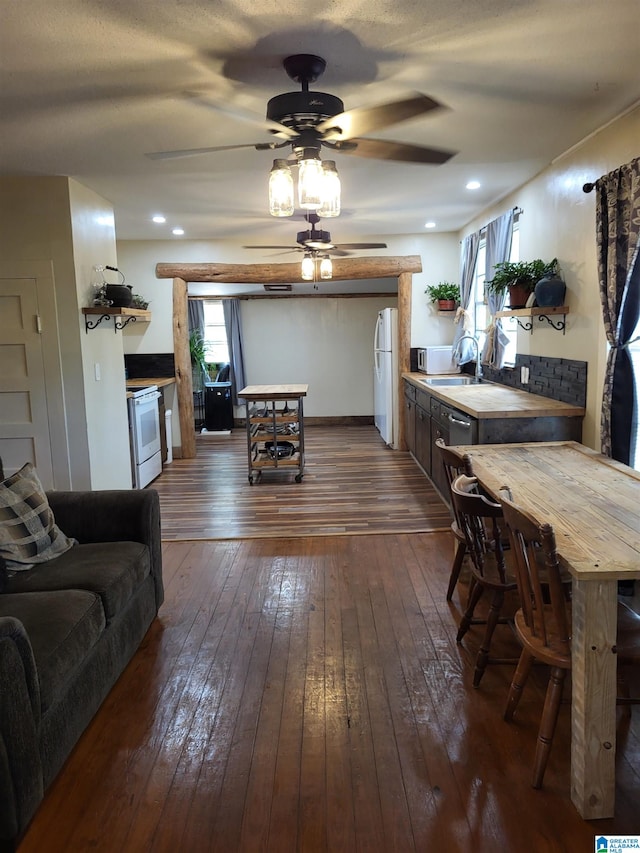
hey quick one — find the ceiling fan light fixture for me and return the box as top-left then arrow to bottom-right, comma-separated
301,252 -> 315,280
298,149 -> 324,210
317,160 -> 341,218
320,255 -> 333,279
268,159 -> 294,217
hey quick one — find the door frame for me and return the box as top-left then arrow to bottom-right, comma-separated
155,255 -> 422,458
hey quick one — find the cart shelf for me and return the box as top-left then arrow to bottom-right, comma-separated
238,384 -> 308,485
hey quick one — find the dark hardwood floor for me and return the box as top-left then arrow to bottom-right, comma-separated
18,427 -> 640,851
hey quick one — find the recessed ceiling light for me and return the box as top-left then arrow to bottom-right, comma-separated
424,221 -> 436,229
152,215 -> 166,223
466,180 -> 481,190
172,227 -> 184,236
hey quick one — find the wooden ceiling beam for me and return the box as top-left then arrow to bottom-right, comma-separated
156,256 -> 422,283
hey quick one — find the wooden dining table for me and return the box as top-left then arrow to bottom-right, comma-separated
450,440 -> 640,820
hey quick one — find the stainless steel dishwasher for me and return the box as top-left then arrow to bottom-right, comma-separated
430,397 -> 478,499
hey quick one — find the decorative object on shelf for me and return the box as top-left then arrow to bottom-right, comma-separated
534,266 -> 566,307
130,293 -> 150,310
425,281 -> 460,311
90,264 -> 133,307
486,258 -> 560,309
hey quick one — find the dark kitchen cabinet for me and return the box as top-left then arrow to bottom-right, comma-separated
404,385 -> 416,456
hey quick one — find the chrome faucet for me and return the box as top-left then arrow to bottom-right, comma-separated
453,333 -> 483,381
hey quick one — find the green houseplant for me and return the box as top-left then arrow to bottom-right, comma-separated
425,281 -> 460,311
189,329 -> 210,390
486,259 -> 560,308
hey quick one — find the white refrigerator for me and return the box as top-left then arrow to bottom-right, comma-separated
373,307 -> 399,448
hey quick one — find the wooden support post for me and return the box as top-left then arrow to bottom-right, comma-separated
172,277 -> 196,459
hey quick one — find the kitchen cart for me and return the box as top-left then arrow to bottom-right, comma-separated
238,384 -> 308,484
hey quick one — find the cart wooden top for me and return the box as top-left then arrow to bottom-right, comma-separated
238,384 -> 308,400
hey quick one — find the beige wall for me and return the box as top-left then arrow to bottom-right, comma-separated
460,104 -> 640,449
0,176 -> 132,489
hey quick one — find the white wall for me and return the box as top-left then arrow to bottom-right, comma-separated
241,297 -> 396,416
460,104 -> 640,449
0,176 -> 131,489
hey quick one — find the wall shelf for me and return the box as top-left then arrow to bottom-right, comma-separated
495,305 -> 569,334
82,307 -> 151,333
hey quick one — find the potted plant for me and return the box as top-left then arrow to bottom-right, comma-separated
189,329 -> 210,391
425,281 -> 460,311
486,259 -> 560,309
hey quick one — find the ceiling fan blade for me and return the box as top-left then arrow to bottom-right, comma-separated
181,91 -> 298,140
334,137 -> 456,165
145,142 -> 275,161
335,242 -> 388,250
316,94 -> 443,142
243,245 -> 300,250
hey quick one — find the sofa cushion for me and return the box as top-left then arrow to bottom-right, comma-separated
3,542 -> 151,623
0,590 -> 105,713
0,463 -> 76,571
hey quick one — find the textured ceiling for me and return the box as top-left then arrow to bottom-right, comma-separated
1,0 -> 639,252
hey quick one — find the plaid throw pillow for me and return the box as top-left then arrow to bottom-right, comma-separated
0,463 -> 76,571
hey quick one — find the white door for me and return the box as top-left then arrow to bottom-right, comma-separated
0,262 -> 65,489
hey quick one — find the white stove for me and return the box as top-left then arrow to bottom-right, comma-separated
126,384 -> 162,488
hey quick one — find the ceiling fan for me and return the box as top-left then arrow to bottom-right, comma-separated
145,53 -> 456,165
243,213 -> 387,256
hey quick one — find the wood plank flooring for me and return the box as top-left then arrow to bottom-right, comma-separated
154,426 -> 449,540
17,427 -> 640,851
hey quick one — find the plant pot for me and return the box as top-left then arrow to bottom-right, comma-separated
534,274 -> 566,308
437,299 -> 456,311
105,283 -> 133,308
507,283 -> 531,309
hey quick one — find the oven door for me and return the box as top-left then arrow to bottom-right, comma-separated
128,391 -> 162,487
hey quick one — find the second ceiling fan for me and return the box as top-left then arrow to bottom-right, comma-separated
243,213 -> 387,256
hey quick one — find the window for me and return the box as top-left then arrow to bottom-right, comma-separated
202,300 -> 229,365
471,220 -> 520,367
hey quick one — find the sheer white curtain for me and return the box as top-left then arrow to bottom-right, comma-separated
481,210 -> 514,368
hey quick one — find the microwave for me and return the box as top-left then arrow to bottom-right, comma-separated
414,346 -> 459,375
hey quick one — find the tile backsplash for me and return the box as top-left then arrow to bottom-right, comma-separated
124,353 -> 175,379
482,354 -> 587,407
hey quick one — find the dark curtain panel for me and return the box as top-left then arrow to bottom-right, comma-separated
222,298 -> 246,407
597,156 -> 640,462
188,299 -> 204,335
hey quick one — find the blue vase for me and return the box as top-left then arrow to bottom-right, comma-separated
534,274 -> 565,308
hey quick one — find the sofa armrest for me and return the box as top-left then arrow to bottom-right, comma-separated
0,618 -> 43,844
46,489 -> 164,611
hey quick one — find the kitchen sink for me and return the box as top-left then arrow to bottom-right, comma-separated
422,376 -> 481,386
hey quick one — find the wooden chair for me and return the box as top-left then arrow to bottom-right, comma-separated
499,489 -> 640,789
450,474 -> 519,687
434,439 -> 474,601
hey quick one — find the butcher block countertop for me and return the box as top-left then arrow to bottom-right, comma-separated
403,372 -> 585,419
125,377 -> 176,389
238,384 -> 308,400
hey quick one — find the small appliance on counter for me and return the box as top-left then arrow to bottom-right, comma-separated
126,384 -> 162,488
414,345 -> 459,375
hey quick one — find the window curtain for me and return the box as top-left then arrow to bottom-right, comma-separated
187,299 -> 207,391
453,232 -> 481,366
222,298 -> 246,407
481,209 -> 514,368
597,156 -> 640,462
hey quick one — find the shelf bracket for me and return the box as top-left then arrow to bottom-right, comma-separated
538,314 -> 566,333
84,313 -> 112,333
516,318 -> 533,332
114,315 -> 138,331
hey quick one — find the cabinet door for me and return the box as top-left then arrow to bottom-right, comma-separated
415,404 -> 431,475
404,394 -> 416,455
